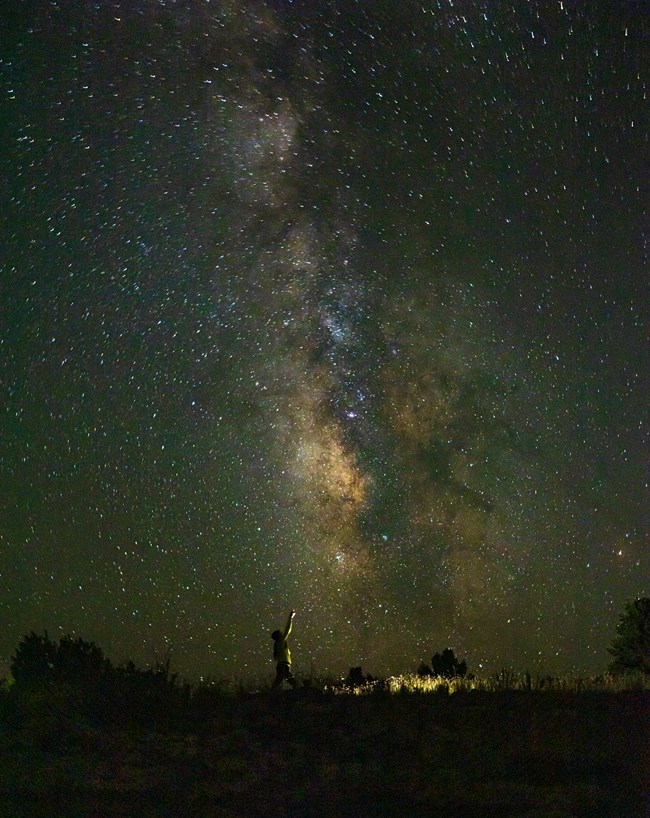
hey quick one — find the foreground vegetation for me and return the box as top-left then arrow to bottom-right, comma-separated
0,627 -> 647,817
1,676 -> 648,816
0,680 -> 647,817
332,668 -> 649,696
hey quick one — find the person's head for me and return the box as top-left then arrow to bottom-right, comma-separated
271,630 -> 281,641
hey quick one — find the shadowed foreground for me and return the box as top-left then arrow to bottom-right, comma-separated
1,689 -> 647,818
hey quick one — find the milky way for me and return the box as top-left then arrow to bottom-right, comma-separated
1,0 -> 647,679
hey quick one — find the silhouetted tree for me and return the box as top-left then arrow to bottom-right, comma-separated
417,661 -> 433,677
10,631 -> 57,685
56,635 -> 112,684
608,597 -> 650,676
11,631 -> 111,687
419,648 -> 468,678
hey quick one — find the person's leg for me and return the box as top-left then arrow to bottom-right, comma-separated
286,665 -> 298,689
271,663 -> 284,689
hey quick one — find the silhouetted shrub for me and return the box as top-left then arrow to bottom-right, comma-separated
9,632 -> 192,729
106,656 -> 192,727
345,667 -> 377,687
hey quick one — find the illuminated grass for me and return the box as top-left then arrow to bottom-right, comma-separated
328,671 -> 649,695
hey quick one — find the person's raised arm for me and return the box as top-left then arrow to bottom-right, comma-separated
284,608 -> 296,638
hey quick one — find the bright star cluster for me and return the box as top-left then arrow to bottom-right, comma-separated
0,0 -> 646,679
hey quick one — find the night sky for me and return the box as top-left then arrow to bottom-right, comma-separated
1,0 -> 647,681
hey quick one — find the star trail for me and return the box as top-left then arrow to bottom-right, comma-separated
1,0 -> 647,680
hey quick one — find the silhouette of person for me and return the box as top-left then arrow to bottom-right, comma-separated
271,608 -> 297,690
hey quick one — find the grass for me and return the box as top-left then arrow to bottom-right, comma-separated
330,670 -> 650,695
0,673 -> 647,817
